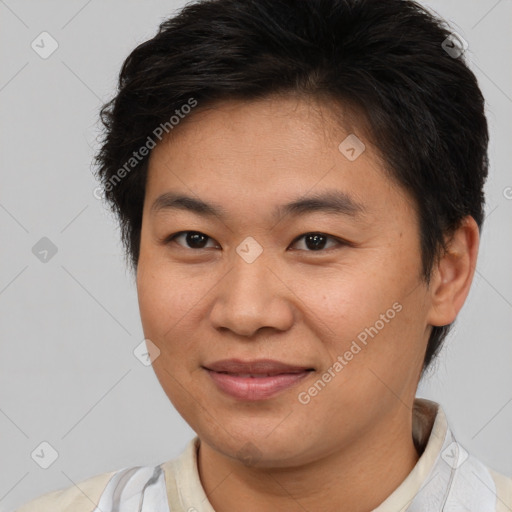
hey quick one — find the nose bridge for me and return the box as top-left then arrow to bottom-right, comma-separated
210,242 -> 294,336
229,248 -> 271,300
229,235 -> 272,300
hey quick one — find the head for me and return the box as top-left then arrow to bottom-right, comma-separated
94,0 -> 487,465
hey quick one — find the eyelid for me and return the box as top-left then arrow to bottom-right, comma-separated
164,230 -> 349,252
164,231 -> 219,249
289,232 -> 347,251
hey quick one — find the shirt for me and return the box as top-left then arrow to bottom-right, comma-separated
14,398 -> 512,511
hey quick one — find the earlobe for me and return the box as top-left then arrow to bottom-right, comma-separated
427,216 -> 480,327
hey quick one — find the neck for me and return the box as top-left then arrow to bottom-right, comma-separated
197,406 -> 420,512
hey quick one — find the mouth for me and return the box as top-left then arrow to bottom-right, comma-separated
203,359 -> 315,401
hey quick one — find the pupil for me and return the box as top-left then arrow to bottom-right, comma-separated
187,231 -> 207,248
184,232 -> 327,250
306,234 -> 326,250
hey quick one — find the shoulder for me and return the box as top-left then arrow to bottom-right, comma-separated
14,469 -> 117,512
13,440 -> 197,512
488,467 -> 512,511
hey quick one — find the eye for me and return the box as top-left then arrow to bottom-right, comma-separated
166,231 -> 219,249
289,232 -> 344,252
164,231 -> 346,252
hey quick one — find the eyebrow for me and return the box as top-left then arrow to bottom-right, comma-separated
150,190 -> 366,220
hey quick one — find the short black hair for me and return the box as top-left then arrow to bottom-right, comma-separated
94,0 -> 489,376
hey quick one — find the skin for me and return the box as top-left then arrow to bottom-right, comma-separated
136,95 -> 479,512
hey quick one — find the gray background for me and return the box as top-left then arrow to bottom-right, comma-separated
0,0 -> 511,510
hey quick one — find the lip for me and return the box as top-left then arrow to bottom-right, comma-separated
204,358 -> 314,374
203,359 -> 314,401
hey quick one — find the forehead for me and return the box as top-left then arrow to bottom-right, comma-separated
154,94 -> 365,154
144,96 -> 413,224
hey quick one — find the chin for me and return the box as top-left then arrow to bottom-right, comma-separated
196,416 -> 320,468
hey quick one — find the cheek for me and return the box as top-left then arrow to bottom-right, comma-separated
137,256 -> 203,334
292,264 -> 391,343
326,292 -> 427,409
301,258 -> 424,377
137,261 -> 186,361
136,261 -> 205,411
136,254 -> 227,380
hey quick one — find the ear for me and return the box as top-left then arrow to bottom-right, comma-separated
426,215 -> 480,327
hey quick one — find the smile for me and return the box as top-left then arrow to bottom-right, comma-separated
204,368 -> 313,400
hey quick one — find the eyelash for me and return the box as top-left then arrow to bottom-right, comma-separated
164,231 -> 348,253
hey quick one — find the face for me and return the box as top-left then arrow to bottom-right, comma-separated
136,95 -> 433,467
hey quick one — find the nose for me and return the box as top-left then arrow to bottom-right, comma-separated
209,250 -> 295,338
